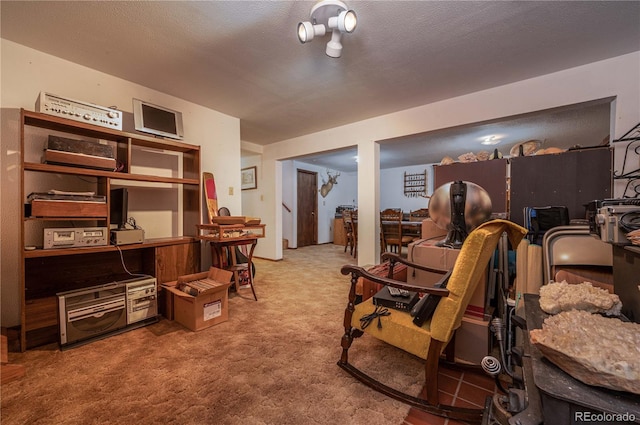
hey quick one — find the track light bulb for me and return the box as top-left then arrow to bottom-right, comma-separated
298,21 -> 326,43
338,10 -> 357,33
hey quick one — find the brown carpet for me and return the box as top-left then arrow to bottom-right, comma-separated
1,244 -> 425,425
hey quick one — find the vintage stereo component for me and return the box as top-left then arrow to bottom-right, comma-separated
124,276 -> 158,324
43,149 -> 117,170
58,282 -> 127,346
43,227 -> 108,249
373,286 -> 419,311
36,91 -> 122,130
47,135 -> 115,158
594,204 -> 640,245
110,229 -> 145,245
44,134 -> 117,170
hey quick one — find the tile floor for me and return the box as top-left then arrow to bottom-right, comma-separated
403,363 -> 497,425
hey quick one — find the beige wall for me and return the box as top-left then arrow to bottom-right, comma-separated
0,40 -> 241,327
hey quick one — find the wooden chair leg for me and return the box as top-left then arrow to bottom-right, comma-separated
425,339 -> 444,405
444,333 -> 456,363
340,272 -> 360,365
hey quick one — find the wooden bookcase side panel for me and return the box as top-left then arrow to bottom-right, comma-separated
155,242 -> 201,284
182,150 -> 200,181
117,140 -> 131,173
183,184 -> 201,237
24,297 -> 57,332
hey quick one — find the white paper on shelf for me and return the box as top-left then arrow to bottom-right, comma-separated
48,189 -> 96,196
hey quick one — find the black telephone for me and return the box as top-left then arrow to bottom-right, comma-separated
410,275 -> 451,327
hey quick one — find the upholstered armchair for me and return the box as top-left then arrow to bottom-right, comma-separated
338,219 -> 528,422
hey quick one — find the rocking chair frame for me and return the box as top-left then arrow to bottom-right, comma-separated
338,253 -> 485,423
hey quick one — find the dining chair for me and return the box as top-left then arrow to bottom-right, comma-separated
343,210 -> 355,256
349,210 -> 358,258
407,208 -> 430,241
380,208 -> 413,254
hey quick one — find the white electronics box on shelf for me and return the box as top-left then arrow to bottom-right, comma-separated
36,92 -> 123,130
111,229 -> 145,245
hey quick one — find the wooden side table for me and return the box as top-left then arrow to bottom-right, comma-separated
208,238 -> 258,301
195,222 -> 265,301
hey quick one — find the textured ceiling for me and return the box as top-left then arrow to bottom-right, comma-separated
1,1 -> 639,170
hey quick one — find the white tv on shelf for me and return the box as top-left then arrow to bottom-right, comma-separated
133,98 -> 184,140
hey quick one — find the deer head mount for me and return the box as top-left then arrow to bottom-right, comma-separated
319,170 -> 340,198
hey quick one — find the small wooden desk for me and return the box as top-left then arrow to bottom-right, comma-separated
196,223 -> 266,301
207,238 -> 258,301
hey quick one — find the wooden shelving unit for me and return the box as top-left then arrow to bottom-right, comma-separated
19,109 -> 202,351
404,170 -> 427,198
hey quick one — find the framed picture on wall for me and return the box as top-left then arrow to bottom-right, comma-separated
241,166 -> 257,190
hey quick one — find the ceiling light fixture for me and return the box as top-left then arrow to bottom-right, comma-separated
481,135 -> 502,145
297,0 -> 357,58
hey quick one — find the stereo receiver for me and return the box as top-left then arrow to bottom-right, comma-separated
44,227 -> 108,249
36,92 -> 123,130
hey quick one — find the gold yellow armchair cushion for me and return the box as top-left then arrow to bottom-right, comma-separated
352,299 -> 434,359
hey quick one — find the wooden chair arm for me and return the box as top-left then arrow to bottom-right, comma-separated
340,264 -> 451,297
381,252 -> 449,276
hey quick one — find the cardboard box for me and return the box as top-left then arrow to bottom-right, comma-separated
164,267 -> 233,331
420,218 -> 447,241
407,240 -> 487,317
456,314 -> 491,365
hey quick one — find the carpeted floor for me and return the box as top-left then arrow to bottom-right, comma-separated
2,244 -> 427,425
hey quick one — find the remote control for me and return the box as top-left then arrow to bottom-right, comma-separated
388,287 -> 410,297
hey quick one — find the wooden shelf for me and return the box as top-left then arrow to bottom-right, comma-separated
23,237 -> 198,258
19,109 -> 202,351
24,162 -> 199,185
23,109 -> 198,153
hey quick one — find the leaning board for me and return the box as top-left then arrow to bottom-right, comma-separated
203,172 -> 218,223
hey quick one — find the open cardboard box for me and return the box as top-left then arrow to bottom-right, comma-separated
164,267 -> 233,331
457,314 -> 491,365
407,240 -> 488,319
